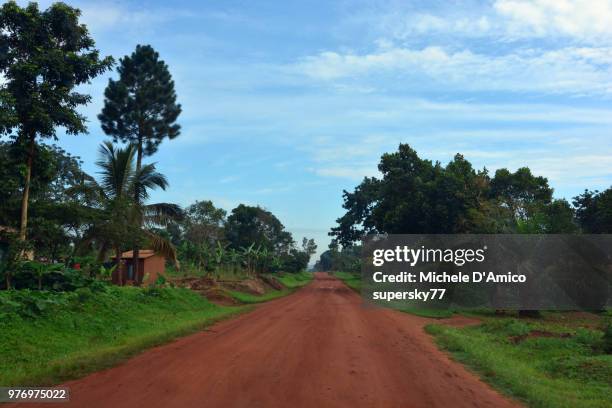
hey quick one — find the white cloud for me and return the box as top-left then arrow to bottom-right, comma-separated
375,12 -> 494,40
350,1 -> 612,44
495,0 -> 612,41
292,44 -> 612,95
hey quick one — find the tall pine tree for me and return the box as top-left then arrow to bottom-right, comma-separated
98,44 -> 181,283
0,1 -> 113,241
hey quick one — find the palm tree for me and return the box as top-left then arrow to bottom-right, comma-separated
85,141 -> 181,284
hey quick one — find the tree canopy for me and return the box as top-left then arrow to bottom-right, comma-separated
574,188 -> 612,233
225,204 -> 294,253
330,143 -> 577,247
98,44 -> 181,158
0,0 -> 113,240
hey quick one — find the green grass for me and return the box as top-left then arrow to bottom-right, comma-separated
274,271 -> 313,289
227,271 -> 313,303
227,288 -> 292,303
398,307 -> 454,318
332,271 -> 362,291
0,286 -> 246,386
426,315 -> 612,408
332,271 -> 453,318
166,264 -> 250,280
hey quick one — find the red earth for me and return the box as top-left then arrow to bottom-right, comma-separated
12,272 -> 521,408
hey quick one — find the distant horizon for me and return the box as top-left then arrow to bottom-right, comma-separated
9,0 -> 612,260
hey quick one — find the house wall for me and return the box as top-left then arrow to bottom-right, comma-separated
143,256 -> 165,284
112,255 -> 166,285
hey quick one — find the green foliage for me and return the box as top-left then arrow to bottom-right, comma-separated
329,144 -> 577,246
0,0 -> 113,240
228,289 -> 291,304
10,263 -> 95,291
275,271 -> 313,288
603,324 -> 612,354
226,272 -> 312,304
315,243 -> 361,273
0,1 -> 113,139
84,141 -> 181,278
225,204 -> 293,252
97,264 -> 117,282
333,271 -> 362,292
0,142 -> 97,260
574,188 -> 612,233
99,44 -> 181,157
0,230 -> 33,289
427,315 -> 612,408
182,200 -> 227,244
0,287 -> 243,386
172,201 -> 315,278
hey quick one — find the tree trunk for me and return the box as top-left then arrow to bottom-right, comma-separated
5,273 -> 11,290
132,140 -> 143,284
19,133 -> 36,242
115,246 -> 123,285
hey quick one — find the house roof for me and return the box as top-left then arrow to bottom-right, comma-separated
121,250 -> 159,259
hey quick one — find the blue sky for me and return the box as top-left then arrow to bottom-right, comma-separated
12,0 -> 612,260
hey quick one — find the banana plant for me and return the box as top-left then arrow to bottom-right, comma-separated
28,262 -> 64,290
270,255 -> 283,273
98,264 -> 117,282
240,243 -> 256,276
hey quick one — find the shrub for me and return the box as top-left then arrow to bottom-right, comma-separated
603,324 -> 612,354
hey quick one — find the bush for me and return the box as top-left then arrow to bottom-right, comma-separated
0,290 -> 69,319
603,324 -> 612,354
9,263 -> 95,291
482,318 -> 531,337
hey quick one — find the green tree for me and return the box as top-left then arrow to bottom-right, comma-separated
183,200 -> 227,245
98,44 -> 181,280
85,142 -> 181,284
302,237 -> 317,258
331,144 -> 562,245
314,243 -> 361,273
225,205 -> 294,253
0,142 -> 97,261
490,167 -> 553,222
0,1 -> 113,241
573,188 -> 612,233
330,144 -> 493,245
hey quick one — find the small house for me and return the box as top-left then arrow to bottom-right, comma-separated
114,250 -> 166,285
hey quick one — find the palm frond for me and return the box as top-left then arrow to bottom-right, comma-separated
144,203 -> 183,226
96,141 -> 135,199
144,230 -> 179,268
133,163 -> 168,202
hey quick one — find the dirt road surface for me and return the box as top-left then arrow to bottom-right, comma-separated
13,273 -> 520,408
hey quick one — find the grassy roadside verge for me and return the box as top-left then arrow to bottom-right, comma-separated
331,271 -> 453,318
427,315 -> 612,408
332,271 -> 361,291
0,286 -> 247,386
227,271 -> 313,304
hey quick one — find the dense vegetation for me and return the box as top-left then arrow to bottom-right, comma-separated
0,1 -> 315,291
321,144 -> 612,407
318,144 -> 612,273
226,271 -> 313,303
0,285 -> 244,386
0,3 -> 316,386
329,143 -> 609,249
427,314 -> 612,408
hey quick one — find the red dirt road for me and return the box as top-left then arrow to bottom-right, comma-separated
14,273 -> 521,408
